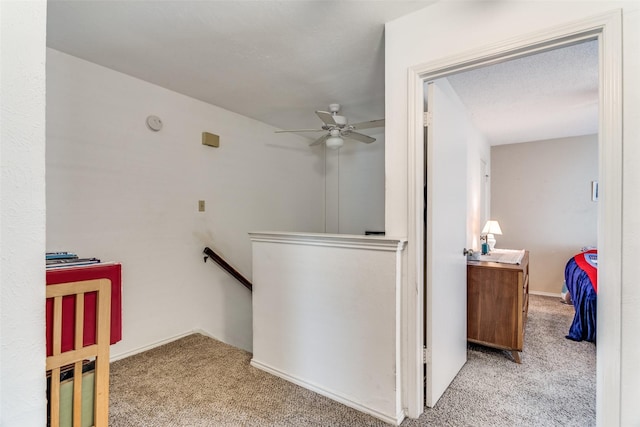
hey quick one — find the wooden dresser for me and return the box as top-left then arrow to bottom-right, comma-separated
467,251 -> 529,363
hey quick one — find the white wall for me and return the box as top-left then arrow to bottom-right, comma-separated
425,78 -> 491,249
385,2 -> 639,424
462,93 -> 492,251
491,135 -> 598,295
250,232 -> 406,425
0,1 -> 47,426
3,3 -> 637,424
325,131 -> 385,235
46,49 -> 325,355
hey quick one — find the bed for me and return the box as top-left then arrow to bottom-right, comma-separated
564,249 -> 598,342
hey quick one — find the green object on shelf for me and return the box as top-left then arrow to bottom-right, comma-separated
58,370 -> 95,427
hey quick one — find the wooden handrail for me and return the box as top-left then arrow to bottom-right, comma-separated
203,247 -> 253,292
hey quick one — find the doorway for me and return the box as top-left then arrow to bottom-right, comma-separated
421,39 -> 599,409
404,12 -> 622,420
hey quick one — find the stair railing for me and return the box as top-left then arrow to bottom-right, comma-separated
203,247 -> 253,292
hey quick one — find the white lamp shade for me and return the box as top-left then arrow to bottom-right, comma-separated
482,220 -> 502,235
482,220 -> 502,251
325,135 -> 344,150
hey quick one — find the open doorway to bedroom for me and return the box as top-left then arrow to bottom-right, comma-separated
420,38 -> 599,420
449,39 -> 599,303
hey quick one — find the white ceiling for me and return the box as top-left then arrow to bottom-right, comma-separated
47,1 -> 598,146
445,40 -> 598,145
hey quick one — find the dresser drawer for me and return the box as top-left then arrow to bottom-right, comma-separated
467,250 -> 529,363
522,271 -> 529,309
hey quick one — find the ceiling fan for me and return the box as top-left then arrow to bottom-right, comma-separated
275,104 -> 385,149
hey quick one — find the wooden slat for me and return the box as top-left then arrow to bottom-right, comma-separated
46,345 -> 99,371
72,361 -> 83,427
73,291 -> 84,427
50,367 -> 61,427
75,292 -> 84,350
46,280 -> 103,298
52,296 -> 63,356
46,278 -> 112,427
93,279 -> 111,427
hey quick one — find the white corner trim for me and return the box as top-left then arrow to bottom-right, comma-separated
250,358 -> 406,426
109,331 -> 195,362
249,231 -> 407,252
530,290 -> 563,298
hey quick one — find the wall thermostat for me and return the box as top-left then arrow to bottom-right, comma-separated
146,115 -> 163,131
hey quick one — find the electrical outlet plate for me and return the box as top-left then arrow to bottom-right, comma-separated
198,200 -> 205,212
202,132 -> 220,148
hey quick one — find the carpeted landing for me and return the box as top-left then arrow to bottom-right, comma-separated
109,295 -> 595,426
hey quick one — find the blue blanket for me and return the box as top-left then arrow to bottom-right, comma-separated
564,252 -> 597,342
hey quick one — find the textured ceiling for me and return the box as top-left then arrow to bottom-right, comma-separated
47,0 -> 434,134
47,1 -> 598,146
446,40 -> 598,145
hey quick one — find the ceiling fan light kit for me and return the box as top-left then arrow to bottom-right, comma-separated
275,103 -> 384,149
326,139 -> 344,150
325,129 -> 344,150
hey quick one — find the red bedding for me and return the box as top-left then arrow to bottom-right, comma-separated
573,249 -> 598,293
565,250 -> 597,342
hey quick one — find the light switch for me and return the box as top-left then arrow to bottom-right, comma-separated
198,200 -> 205,212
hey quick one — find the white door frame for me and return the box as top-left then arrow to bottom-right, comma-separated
403,10 -> 622,422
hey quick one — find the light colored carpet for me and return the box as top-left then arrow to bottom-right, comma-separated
403,295 -> 596,427
109,295 -> 595,426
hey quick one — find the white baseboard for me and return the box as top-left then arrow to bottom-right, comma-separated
109,329 -> 249,363
250,358 -> 404,426
191,328 -> 217,340
529,290 -> 562,298
110,331 -> 195,362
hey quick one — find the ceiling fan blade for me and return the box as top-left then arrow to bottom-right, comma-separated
316,110 -> 337,126
310,134 -> 330,146
275,129 -> 324,133
344,131 -> 375,144
351,118 -> 385,130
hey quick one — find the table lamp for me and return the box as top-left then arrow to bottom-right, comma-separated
482,220 -> 503,252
